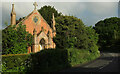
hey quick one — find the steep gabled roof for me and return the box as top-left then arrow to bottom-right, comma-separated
16,9 -> 52,30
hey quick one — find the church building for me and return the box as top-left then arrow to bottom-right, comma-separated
10,2 -> 56,53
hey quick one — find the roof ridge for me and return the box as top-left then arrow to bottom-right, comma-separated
17,10 -> 53,32
16,10 -> 35,25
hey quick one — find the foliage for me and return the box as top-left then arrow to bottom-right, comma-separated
2,48 -> 100,72
2,49 -> 70,72
94,17 -> 120,47
2,54 -> 31,72
30,49 -> 70,72
2,24 -> 33,54
38,5 -> 62,27
0,29 -> 1,54
54,15 -> 99,52
67,48 -> 100,66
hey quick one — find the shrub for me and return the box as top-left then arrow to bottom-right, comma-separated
30,49 -> 71,72
2,49 -> 71,72
2,48 -> 100,72
67,48 -> 100,66
2,24 -> 33,55
2,54 -> 31,72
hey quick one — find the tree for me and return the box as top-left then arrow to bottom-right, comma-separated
54,15 -> 98,52
38,5 -> 62,27
2,23 -> 33,54
94,17 -> 120,46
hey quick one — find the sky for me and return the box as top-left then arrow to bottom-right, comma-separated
1,0 -> 120,29
118,1 -> 120,18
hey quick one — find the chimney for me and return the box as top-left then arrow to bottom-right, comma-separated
11,4 -> 16,25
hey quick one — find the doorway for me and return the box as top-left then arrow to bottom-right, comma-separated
40,38 -> 46,49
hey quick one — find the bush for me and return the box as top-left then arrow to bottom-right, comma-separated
2,54 -> 31,72
2,49 -> 71,72
67,48 -> 100,66
2,48 -> 100,72
30,49 -> 71,72
2,24 -> 33,55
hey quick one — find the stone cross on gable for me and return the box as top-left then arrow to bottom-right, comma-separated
33,2 -> 38,10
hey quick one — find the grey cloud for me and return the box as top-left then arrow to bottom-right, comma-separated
86,2 -> 118,16
2,2 -> 118,29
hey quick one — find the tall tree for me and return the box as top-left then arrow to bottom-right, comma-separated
54,15 -> 98,52
94,17 -> 120,46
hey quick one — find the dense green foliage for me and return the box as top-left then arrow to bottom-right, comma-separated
30,49 -> 70,72
0,30 -> 2,54
2,24 -> 33,54
38,5 -> 61,27
94,17 -> 120,47
38,5 -> 99,53
2,48 -> 100,72
54,15 -> 99,52
2,54 -> 31,72
67,48 -> 100,66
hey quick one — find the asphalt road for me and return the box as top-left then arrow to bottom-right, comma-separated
60,52 -> 120,72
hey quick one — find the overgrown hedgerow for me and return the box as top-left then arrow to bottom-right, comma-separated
2,48 -> 100,72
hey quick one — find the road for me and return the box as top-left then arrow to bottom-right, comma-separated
60,52 -> 120,72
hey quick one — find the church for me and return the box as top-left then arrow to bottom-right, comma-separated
10,2 -> 56,53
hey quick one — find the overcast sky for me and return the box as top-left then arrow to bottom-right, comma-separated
1,0 -> 120,29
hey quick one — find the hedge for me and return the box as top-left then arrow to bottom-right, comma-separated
2,48 -> 100,72
67,48 -> 100,66
2,54 -> 31,72
30,49 -> 71,72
